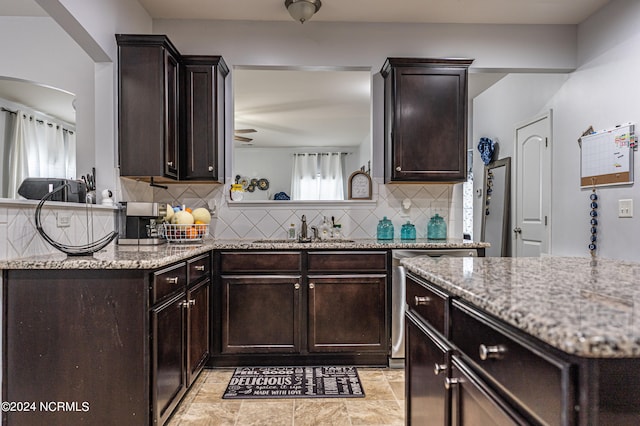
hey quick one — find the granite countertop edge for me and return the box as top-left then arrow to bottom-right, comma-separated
401,256 -> 640,359
0,238 -> 488,270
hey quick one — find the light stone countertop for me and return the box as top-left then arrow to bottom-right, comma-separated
0,238 -> 488,270
401,255 -> 640,358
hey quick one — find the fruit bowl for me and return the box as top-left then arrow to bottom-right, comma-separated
161,223 -> 209,243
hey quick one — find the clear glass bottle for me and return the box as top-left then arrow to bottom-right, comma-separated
377,216 -> 394,240
288,223 -> 296,240
319,216 -> 331,240
427,214 -> 447,240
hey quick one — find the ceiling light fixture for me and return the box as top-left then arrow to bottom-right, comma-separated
285,0 -> 321,24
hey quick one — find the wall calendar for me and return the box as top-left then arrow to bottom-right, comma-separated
580,123 -> 635,188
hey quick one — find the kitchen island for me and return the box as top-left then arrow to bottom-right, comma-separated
0,238 -> 486,425
401,255 -> 640,425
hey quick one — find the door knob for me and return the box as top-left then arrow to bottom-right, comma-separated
513,227 -> 522,234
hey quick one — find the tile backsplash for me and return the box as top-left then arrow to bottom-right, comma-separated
0,202 -> 116,260
0,178 -> 460,260
122,178 -> 460,241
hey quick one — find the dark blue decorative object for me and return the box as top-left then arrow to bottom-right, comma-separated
274,192 -> 290,200
477,137 -> 495,165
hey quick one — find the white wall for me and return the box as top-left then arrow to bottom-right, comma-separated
549,0 -> 640,261
472,73 -> 569,241
472,0 -> 640,261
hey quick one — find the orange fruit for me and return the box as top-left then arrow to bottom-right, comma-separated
185,207 -> 193,213
185,226 -> 198,239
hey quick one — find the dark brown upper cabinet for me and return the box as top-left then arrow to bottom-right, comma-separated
381,58 -> 473,183
180,56 -> 228,182
116,35 -> 227,183
117,34 -> 181,180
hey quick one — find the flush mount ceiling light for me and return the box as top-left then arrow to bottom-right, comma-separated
285,0 -> 322,24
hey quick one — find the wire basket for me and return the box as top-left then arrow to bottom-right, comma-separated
161,223 -> 209,243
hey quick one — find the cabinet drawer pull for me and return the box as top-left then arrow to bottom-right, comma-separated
208,166 -> 214,172
194,265 -> 205,271
444,377 -> 461,390
309,283 -> 315,289
396,166 -> 402,172
294,283 -> 300,290
434,363 -> 447,376
479,344 -> 507,360
414,295 -> 431,306
180,299 -> 196,308
166,277 -> 179,284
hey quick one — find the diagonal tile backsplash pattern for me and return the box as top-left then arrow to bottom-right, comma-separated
0,178 -> 461,260
144,179 -> 458,241
0,203 -> 116,260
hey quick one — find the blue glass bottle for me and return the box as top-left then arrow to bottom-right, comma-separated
377,216 -> 394,240
401,221 -> 416,240
427,214 -> 447,240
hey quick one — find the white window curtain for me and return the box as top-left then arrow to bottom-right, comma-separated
291,152 -> 344,200
6,110 -> 76,198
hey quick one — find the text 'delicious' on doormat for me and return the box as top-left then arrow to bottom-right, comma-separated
222,366 -> 365,399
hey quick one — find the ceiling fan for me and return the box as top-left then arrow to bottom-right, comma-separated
234,128 -> 257,142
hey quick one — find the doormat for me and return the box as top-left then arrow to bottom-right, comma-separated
222,366 -> 365,399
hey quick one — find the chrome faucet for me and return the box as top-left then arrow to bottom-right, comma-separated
299,215 -> 309,242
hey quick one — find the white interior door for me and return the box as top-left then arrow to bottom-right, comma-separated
514,113 -> 551,257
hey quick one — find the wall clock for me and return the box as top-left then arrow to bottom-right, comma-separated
348,170 -> 372,200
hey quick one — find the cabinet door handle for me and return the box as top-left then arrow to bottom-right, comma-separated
294,283 -> 300,290
208,166 -> 214,172
396,166 -> 402,172
189,299 -> 196,306
167,161 -> 174,167
444,377 -> 462,390
479,344 -> 507,360
194,265 -> 205,271
309,283 -> 315,289
166,276 -> 179,284
434,363 -> 447,376
414,295 -> 431,306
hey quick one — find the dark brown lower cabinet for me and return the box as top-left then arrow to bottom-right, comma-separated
214,250 -> 389,366
405,311 -> 450,426
450,356 -> 528,426
3,269 -> 149,426
187,279 -> 210,386
3,253 -> 211,426
152,293 -> 187,426
308,275 -> 386,353
221,275 -> 301,354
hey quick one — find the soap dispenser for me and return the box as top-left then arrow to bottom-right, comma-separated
427,214 -> 447,240
377,216 -> 394,240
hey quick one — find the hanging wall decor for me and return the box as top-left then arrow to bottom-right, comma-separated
589,187 -> 598,256
477,137 -> 496,165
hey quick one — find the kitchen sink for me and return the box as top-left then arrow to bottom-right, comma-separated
252,239 -> 355,244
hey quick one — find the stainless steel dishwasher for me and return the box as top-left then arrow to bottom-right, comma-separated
390,248 -> 478,368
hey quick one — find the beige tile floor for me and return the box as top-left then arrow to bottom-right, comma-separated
167,367 -> 405,426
